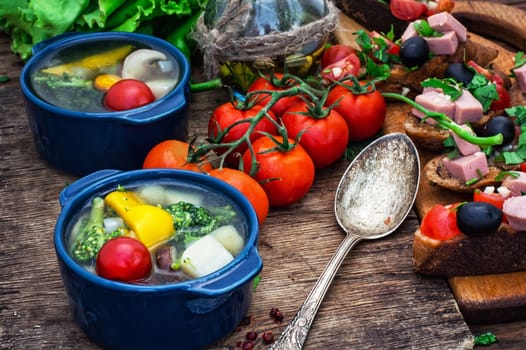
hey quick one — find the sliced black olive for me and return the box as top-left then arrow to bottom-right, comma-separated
399,36 -> 430,68
445,63 -> 475,86
456,202 -> 502,236
484,115 -> 516,145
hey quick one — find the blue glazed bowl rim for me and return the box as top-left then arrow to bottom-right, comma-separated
54,168 -> 262,296
20,32 -> 191,123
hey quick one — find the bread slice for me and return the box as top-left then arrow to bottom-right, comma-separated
413,224 -> 526,276
424,155 -> 502,193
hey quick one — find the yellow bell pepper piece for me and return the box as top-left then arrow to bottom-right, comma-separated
104,190 -> 174,247
125,205 -> 174,248
41,45 -> 133,76
105,190 -> 144,218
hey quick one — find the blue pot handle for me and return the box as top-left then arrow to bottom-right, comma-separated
190,247 -> 263,297
59,169 -> 121,207
32,32 -> 83,56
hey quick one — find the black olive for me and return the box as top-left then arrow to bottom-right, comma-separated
456,202 -> 502,236
484,115 -> 516,145
445,63 -> 475,86
399,37 -> 430,68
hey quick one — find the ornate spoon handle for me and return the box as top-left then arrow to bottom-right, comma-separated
269,233 -> 362,350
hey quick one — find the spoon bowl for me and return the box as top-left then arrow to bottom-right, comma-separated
270,133 -> 420,350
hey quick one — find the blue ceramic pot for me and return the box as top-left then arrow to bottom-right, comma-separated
54,169 -> 262,350
20,32 -> 191,176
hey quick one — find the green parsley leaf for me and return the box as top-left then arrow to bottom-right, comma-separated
474,332 -> 497,346
414,20 -> 442,37
467,74 -> 498,112
421,77 -> 463,100
514,51 -> 526,69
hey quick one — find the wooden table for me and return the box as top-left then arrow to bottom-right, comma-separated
1,1 -> 525,349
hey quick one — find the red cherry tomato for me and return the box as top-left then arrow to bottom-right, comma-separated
389,0 -> 428,21
325,81 -> 386,141
490,83 -> 511,111
242,135 -> 315,207
208,102 -> 278,167
281,102 -> 349,169
321,44 -> 357,68
420,203 -> 462,241
369,31 -> 400,57
96,237 -> 152,282
209,168 -> 269,225
321,53 -> 361,81
103,79 -> 155,111
473,189 -> 506,210
143,140 -> 213,172
247,73 -> 302,118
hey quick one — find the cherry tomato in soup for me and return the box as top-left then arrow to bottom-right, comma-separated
420,203 -> 462,241
247,73 -> 302,118
242,136 -> 315,207
208,102 -> 277,167
389,0 -> 427,21
96,237 -> 152,282
325,81 -> 386,141
143,140 -> 213,172
209,168 -> 269,225
281,102 -> 349,169
103,79 -> 155,111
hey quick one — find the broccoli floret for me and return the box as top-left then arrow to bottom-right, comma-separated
71,197 -> 106,262
71,197 -> 125,262
164,202 -> 237,243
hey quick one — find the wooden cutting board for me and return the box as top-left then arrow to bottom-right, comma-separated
334,1 -> 526,324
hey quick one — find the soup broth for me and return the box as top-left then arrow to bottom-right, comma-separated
67,181 -> 248,285
30,40 -> 180,112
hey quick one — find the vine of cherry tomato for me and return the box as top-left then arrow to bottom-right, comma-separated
247,73 -> 302,118
208,102 -> 278,167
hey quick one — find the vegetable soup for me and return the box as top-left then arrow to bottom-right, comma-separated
67,182 -> 248,285
30,40 -> 180,112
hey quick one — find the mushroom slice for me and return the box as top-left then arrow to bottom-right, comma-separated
122,49 -> 179,99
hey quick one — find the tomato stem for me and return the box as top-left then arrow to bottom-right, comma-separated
381,92 -> 504,147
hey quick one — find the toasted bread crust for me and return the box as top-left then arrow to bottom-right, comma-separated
404,115 -> 449,152
413,225 -> 526,276
424,155 -> 502,193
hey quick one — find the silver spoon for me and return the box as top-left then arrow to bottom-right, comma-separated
270,132 -> 420,350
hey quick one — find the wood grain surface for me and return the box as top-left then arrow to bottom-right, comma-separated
0,1 -> 526,350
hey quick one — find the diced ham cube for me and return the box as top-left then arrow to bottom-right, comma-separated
453,89 -> 483,124
513,64 -> 526,93
503,196 -> 526,231
425,31 -> 458,55
442,152 -> 489,182
412,90 -> 456,125
401,20 -> 421,42
427,11 -> 468,42
501,171 -> 526,196
450,125 -> 480,156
